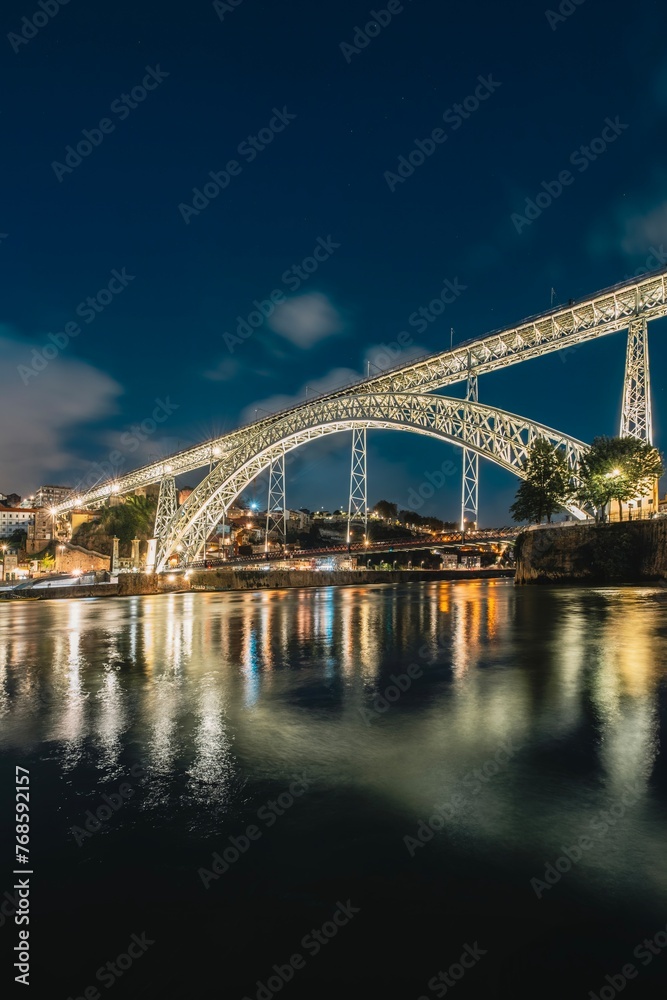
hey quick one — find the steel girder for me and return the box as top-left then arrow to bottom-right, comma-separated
155,392 -> 589,572
264,452 -> 287,550
620,319 -> 652,442
461,372 -> 479,529
53,269 -> 667,516
154,477 -> 178,538
347,427 -> 368,542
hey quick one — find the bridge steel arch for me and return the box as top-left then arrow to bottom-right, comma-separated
155,392 -> 588,572
52,267 -> 667,517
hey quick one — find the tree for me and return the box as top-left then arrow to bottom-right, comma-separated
510,437 -> 571,524
576,436 -> 664,521
39,552 -> 55,573
7,529 -> 27,550
373,500 -> 398,520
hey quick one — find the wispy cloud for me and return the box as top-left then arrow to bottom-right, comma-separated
267,292 -> 344,348
585,183 -> 667,263
203,357 -> 241,382
0,328 -> 122,495
240,366 -> 359,425
620,201 -> 667,255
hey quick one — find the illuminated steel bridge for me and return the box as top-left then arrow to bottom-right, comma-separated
51,268 -> 665,573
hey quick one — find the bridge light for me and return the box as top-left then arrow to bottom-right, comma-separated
111,483 -> 120,493
164,464 -> 173,473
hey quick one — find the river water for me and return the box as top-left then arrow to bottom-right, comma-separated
1,580 -> 666,998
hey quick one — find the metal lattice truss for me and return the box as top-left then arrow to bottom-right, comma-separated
154,477 -> 178,538
265,453 -> 287,551
620,319 -> 652,442
347,428 -> 367,542
461,373 -> 479,529
53,268 -> 667,515
155,393 -> 589,572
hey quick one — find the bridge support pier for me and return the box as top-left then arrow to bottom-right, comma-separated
461,373 -> 479,530
347,427 -> 367,544
620,318 -> 652,442
265,452 -> 287,553
155,476 -> 178,538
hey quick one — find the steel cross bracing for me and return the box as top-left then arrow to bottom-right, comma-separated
52,268 -> 667,515
347,428 -> 367,543
620,319 -> 652,442
265,453 -> 287,552
461,371 -> 479,530
155,392 -> 589,571
154,477 -> 178,539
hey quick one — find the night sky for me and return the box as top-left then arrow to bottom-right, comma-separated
2,0 -> 667,522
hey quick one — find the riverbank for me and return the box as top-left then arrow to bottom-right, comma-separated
0,567 -> 515,600
515,519 -> 667,584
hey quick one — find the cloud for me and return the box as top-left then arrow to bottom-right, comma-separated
585,185 -> 667,265
239,366 -> 360,426
239,339 -> 430,426
619,201 -> 667,255
203,357 -> 241,382
0,329 -> 122,495
364,340 -> 428,375
267,292 -> 344,348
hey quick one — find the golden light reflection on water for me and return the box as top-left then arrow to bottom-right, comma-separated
0,583 -> 665,868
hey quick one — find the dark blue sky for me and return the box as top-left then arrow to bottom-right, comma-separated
3,0 -> 667,521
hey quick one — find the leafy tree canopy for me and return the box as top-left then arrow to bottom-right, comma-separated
510,437 -> 571,524
576,436 -> 664,520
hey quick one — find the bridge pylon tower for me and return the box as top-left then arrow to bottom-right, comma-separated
154,476 -> 178,538
461,370 -> 479,530
265,452 -> 287,553
620,318 -> 652,443
347,427 -> 367,544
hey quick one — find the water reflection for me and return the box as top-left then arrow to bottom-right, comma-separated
0,581 -> 665,898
